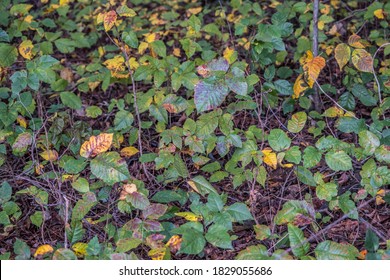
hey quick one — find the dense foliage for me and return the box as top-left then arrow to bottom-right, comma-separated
0,0 -> 389,260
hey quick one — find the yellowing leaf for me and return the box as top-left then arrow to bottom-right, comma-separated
302,51 -> 326,88
373,9 -> 385,19
322,106 -> 344,117
34,244 -> 54,257
348,34 -> 365,49
17,115 -> 27,128
19,40 -> 34,60
293,73 -> 308,99
223,47 -> 236,64
187,180 -> 200,193
138,41 -> 149,55
116,5 -> 136,17
35,164 -> 44,175
318,20 -> 325,30
120,146 -> 139,158
103,10 -> 117,31
40,150 -> 59,161
148,247 -> 167,260
352,49 -> 373,73
128,57 -> 139,70
96,12 -> 105,25
334,43 -> 351,71
80,133 -> 113,158
262,148 -> 277,170
175,212 -> 202,222
72,242 -> 88,257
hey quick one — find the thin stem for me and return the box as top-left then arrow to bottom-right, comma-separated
312,0 -> 321,112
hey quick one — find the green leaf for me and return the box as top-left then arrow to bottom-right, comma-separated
351,84 -> 377,106
172,222 -> 205,255
30,211 -> 43,227
315,241 -> 358,260
325,150 -> 352,171
375,145 -> 390,164
339,192 -> 358,219
71,192 -> 97,223
303,146 -> 322,168
268,129 -> 291,152
114,110 -> 134,131
10,70 -> 28,95
288,224 -> 309,257
14,239 -> 31,260
0,181 -> 12,204
87,236 -> 101,256
122,31 -> 138,48
274,200 -> 315,225
52,248 -> 77,260
316,182 -> 337,201
190,176 -> 218,196
235,245 -> 270,260
86,106 -> 103,118
126,192 -> 150,210
288,111 -> 307,133
296,166 -> 316,187
226,202 -> 253,222
365,229 -> 379,252
116,238 -> 142,253
205,224 -> 233,249
150,40 -> 166,57
55,38 -> 76,54
60,92 -> 82,109
71,177 -> 90,193
274,80 -> 292,96
194,80 -> 229,113
90,152 -> 130,185
358,130 -> 380,156
285,146 -> 302,164
0,43 -> 17,67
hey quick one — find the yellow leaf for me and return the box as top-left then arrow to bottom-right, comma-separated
116,5 -> 136,17
320,4 -> 331,15
24,15 -> 34,23
96,12 -> 105,25
376,189 -> 385,205
148,247 -> 168,260
40,150 -> 59,161
72,242 -> 88,257
103,55 -> 129,78
302,50 -> 325,88
19,40 -> 34,60
119,183 -> 137,200
352,49 -> 373,73
79,133 -> 113,158
17,115 -> 28,128
318,20 -> 325,30
138,41 -> 149,55
293,73 -> 308,99
128,57 -> 139,70
223,47 -> 237,64
348,34 -> 365,49
35,164 -> 44,175
103,10 -> 117,31
173,48 -> 181,57
98,46 -> 105,57
175,212 -> 202,222
120,146 -> 139,158
262,148 -> 277,170
34,244 -> 54,257
59,0 -> 71,6
334,43 -> 351,71
145,33 -> 157,43
373,9 -> 385,19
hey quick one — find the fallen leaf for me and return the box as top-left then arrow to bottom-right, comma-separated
34,244 -> 54,257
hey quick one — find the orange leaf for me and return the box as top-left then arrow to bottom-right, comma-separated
103,10 -> 117,31
293,74 -> 308,99
80,133 -> 113,158
302,50 -> 326,88
348,34 -> 365,49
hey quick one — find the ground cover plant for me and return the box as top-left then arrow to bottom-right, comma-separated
0,0 -> 389,260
